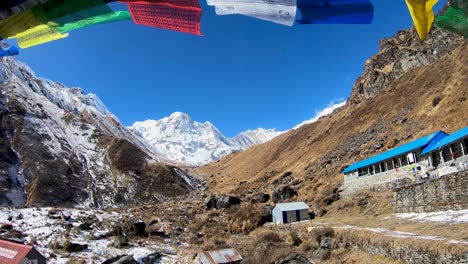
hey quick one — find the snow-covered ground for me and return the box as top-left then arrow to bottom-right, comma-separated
0,207 -> 190,263
338,225 -> 468,245
395,209 -> 468,224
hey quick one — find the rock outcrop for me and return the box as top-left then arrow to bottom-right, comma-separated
349,27 -> 463,105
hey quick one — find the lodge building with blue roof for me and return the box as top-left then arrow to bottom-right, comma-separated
342,126 -> 468,196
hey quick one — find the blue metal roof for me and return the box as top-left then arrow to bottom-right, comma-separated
343,130 -> 448,174
421,126 -> 468,155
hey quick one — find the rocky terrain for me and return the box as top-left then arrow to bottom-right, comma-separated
130,112 -> 282,166
197,26 -> 467,214
0,57 -> 199,208
0,7 -> 467,264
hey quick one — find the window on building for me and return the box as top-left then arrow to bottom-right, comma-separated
358,167 -> 369,176
462,138 -> 468,156
450,143 -> 461,160
441,147 -> 450,162
432,152 -> 439,167
400,156 -> 408,166
407,152 -> 417,164
375,164 -> 381,174
380,162 -> 387,172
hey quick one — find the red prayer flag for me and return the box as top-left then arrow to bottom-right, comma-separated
121,0 -> 202,35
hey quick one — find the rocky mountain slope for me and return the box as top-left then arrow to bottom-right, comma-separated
0,57 -> 197,208
130,113 -> 282,166
196,26 -> 467,213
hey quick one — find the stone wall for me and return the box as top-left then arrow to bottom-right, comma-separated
393,171 -> 468,213
342,169 -> 414,198
334,231 -> 468,264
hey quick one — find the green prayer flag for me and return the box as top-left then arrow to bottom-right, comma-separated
57,11 -> 131,33
435,6 -> 468,38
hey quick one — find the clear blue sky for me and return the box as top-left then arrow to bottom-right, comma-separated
10,1 -> 446,137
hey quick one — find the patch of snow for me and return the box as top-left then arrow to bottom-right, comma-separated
338,224 -> 468,245
395,209 -> 468,224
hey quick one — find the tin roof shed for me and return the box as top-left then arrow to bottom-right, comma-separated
196,248 -> 243,264
274,202 -> 309,211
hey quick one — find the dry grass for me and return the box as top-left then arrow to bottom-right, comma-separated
326,249 -> 402,264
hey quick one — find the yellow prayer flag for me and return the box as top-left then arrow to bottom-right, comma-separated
17,25 -> 68,49
405,0 -> 439,40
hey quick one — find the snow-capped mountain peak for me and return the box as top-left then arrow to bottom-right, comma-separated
130,113 -> 282,166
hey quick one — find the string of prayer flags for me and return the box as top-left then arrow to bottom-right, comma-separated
0,0 -> 119,48
297,0 -> 374,24
0,45 -> 19,57
434,6 -> 468,38
405,0 -> 439,40
208,0 -> 296,26
120,0 -> 202,35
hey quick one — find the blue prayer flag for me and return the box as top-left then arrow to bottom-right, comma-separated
297,0 -> 373,24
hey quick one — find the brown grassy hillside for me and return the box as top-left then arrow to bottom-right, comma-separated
196,41 -> 467,213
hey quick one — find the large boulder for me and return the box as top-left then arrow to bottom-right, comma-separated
216,196 -> 241,209
123,219 -> 147,237
310,236 -> 332,261
206,195 -> 241,209
63,241 -> 88,252
272,186 -> 298,203
251,193 -> 270,203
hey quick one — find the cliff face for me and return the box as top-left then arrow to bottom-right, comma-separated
197,26 -> 467,212
0,57 -> 197,208
349,27 -> 464,104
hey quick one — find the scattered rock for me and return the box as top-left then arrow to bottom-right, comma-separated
279,253 -> 313,264
205,195 -> 217,210
311,236 -> 332,261
102,255 -> 138,264
432,96 -> 442,107
373,143 -> 384,150
50,241 -> 63,250
251,193 -> 270,203
79,220 -> 94,231
216,196 -> 241,209
141,252 -> 162,264
123,219 -> 147,237
272,186 -> 298,203
111,236 -> 130,249
0,223 -> 13,231
63,241 -> 88,252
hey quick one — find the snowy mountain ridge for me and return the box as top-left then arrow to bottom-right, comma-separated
130,112 -> 283,166
0,56 -> 194,208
